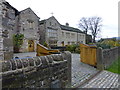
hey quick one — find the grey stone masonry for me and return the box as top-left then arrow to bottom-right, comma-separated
0,1 -> 3,89
0,0 -> 18,60
17,8 -> 40,40
15,8 -> 40,52
97,47 -> 120,70
39,16 -> 61,46
0,0 -> 4,60
1,51 -> 71,88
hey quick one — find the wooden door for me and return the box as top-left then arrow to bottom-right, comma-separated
61,41 -> 64,46
28,40 -> 34,52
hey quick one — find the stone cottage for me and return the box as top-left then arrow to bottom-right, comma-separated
0,1 -> 41,60
15,8 -> 40,52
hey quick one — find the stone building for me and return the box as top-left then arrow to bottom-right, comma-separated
15,8 -> 40,52
0,0 -> 19,60
59,24 -> 86,46
39,16 -> 86,47
0,1 -> 40,60
0,0 -> 86,60
39,16 -> 61,47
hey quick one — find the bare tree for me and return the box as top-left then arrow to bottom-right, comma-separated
78,16 -> 102,43
89,16 -> 102,43
79,17 -> 89,34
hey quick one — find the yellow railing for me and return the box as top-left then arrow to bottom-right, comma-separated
80,44 -> 97,66
36,43 -> 60,56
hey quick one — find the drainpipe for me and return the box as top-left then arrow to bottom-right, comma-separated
77,32 -> 78,45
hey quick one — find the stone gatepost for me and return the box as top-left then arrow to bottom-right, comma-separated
61,51 -> 72,88
96,47 -> 104,70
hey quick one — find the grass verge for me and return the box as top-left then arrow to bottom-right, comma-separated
106,57 -> 120,74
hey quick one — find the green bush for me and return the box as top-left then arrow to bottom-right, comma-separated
66,44 -> 80,53
43,42 -> 48,47
96,39 -> 120,49
96,43 -> 111,49
13,34 -> 24,53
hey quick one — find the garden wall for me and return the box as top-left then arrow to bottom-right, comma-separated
1,51 -> 71,89
97,47 -> 120,70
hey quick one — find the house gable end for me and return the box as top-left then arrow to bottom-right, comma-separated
20,8 -> 40,19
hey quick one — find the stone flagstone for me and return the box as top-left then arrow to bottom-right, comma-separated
72,54 -> 99,87
81,70 -> 119,88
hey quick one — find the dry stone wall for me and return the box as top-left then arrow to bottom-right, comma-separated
102,47 -> 119,69
1,51 -> 71,88
97,47 -> 120,70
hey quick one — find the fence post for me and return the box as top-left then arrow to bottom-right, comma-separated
96,47 -> 104,70
61,51 -> 71,87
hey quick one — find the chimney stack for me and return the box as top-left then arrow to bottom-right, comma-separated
66,23 -> 69,26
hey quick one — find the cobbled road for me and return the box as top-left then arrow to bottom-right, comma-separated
80,70 -> 119,88
72,54 -> 99,87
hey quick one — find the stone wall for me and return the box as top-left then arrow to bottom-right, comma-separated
97,47 -> 120,70
0,1 -> 18,60
1,51 -> 71,88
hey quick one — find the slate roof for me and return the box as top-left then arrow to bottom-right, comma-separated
60,25 -> 84,33
39,16 -> 61,25
39,20 -> 46,25
39,16 -> 85,34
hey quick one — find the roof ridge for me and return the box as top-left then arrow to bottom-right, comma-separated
61,24 -> 80,30
60,24 -> 84,33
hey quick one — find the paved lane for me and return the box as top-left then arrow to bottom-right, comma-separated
72,54 -> 99,87
80,70 -> 119,88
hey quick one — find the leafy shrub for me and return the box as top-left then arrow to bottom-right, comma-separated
96,44 -> 111,49
43,42 -> 48,47
96,39 -> 120,49
13,34 -> 24,53
66,44 -> 80,53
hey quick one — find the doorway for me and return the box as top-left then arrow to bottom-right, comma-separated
28,40 -> 34,52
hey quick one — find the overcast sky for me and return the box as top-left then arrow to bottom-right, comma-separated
7,0 -> 119,39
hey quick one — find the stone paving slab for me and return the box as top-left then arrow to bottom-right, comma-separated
80,70 -> 119,88
72,54 -> 99,87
